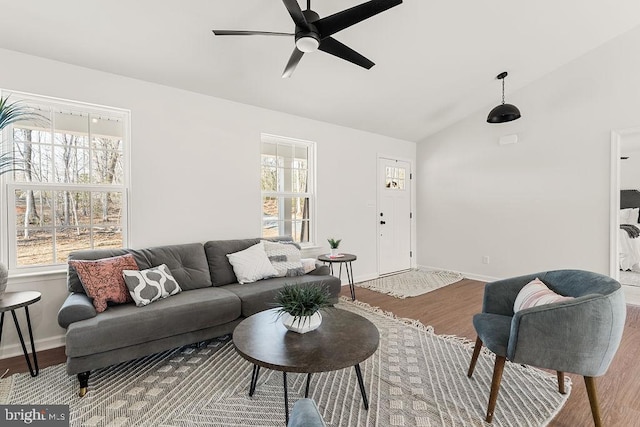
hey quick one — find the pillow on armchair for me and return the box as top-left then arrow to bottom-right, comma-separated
513,277 -> 573,312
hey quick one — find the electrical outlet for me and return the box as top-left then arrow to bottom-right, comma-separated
482,256 -> 490,264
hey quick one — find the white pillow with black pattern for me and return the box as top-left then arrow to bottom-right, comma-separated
122,264 -> 182,307
262,240 -> 305,277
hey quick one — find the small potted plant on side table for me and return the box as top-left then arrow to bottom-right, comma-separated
327,238 -> 342,258
274,284 -> 332,334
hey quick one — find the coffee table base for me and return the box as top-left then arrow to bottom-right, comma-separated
248,363 -> 369,424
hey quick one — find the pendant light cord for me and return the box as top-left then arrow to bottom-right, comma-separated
502,78 -> 505,105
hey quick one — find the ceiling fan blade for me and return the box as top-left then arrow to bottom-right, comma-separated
282,0 -> 309,28
314,0 -> 402,38
212,30 -> 293,36
282,48 -> 304,78
318,37 -> 374,69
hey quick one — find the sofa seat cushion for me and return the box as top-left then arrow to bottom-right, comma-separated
65,287 -> 241,358
222,274 -> 342,317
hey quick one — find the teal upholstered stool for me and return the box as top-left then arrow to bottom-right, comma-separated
467,269 -> 626,426
287,398 -> 326,427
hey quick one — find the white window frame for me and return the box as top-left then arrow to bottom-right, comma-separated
260,133 -> 316,247
0,90 -> 131,274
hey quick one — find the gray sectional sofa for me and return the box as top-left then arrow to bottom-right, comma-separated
57,237 -> 341,396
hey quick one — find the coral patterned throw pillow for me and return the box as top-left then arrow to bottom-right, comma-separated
69,254 -> 139,313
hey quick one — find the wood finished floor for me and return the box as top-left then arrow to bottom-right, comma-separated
1,278 -> 638,426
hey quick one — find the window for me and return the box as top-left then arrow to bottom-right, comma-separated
385,166 -> 406,190
260,134 -> 314,244
2,92 -> 130,271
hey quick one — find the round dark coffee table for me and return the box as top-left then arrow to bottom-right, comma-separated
233,307 -> 379,424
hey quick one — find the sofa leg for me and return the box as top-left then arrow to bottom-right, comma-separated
78,371 -> 90,397
486,355 -> 506,423
467,336 -> 483,378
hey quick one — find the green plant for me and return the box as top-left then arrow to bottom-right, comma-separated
0,95 -> 48,176
274,284 -> 332,318
327,238 -> 341,249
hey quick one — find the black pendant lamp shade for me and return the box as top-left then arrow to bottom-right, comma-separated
487,71 -> 521,123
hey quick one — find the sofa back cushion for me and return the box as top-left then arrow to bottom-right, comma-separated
68,243 -> 212,293
204,236 -> 296,286
204,239 -> 261,286
136,243 -> 212,291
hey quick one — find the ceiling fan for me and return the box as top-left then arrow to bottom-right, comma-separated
212,0 -> 403,78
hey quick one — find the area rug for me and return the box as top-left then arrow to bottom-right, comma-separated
356,269 -> 464,298
0,299 -> 570,427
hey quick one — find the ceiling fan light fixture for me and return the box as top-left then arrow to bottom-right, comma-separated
295,35 -> 320,53
487,71 -> 521,124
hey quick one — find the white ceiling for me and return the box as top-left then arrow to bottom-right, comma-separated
1,0 -> 640,142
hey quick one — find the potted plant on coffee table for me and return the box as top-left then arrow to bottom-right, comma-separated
274,284 -> 332,334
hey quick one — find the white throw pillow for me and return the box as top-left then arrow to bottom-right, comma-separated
226,242 -> 278,284
620,208 -> 639,224
301,258 -> 317,274
262,240 -> 305,277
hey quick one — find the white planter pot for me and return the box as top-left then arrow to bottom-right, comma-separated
0,262 -> 8,299
281,311 -> 323,334
330,248 -> 340,257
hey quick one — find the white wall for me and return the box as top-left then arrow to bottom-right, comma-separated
416,25 -> 640,281
0,48 -> 415,358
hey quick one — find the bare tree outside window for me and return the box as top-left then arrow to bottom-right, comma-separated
5,95 -> 129,269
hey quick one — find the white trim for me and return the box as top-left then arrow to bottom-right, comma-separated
260,133 -> 316,245
0,89 -> 131,273
0,334 -> 65,360
610,127 -> 640,280
376,154 -> 416,276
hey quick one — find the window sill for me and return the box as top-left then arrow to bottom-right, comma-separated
8,268 -> 67,285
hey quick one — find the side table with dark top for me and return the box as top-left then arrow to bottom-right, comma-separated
0,291 -> 41,377
233,307 -> 379,424
317,253 -> 357,300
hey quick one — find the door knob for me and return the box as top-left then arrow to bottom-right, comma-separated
380,221 -> 386,225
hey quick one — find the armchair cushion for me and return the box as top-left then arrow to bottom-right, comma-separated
472,313 -> 512,357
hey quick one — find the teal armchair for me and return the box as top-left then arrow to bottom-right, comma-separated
467,270 -> 626,426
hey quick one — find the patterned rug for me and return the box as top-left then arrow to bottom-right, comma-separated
0,299 -> 569,426
356,269 -> 464,298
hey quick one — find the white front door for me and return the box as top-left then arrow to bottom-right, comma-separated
378,157 -> 412,275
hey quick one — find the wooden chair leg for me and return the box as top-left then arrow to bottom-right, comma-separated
467,336 -> 483,378
486,355 -> 506,423
584,376 -> 603,427
557,371 -> 566,394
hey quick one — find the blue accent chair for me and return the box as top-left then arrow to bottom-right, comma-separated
287,398 -> 326,427
467,270 -> 626,426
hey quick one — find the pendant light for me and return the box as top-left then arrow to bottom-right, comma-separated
487,71 -> 521,123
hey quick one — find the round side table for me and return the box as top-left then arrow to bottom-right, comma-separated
317,253 -> 357,300
0,291 -> 41,376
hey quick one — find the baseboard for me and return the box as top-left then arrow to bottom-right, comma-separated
418,265 -> 501,283
0,334 -> 65,360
